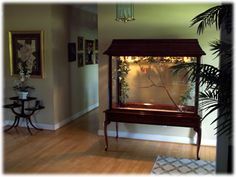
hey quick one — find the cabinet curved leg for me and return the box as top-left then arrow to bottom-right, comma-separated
4,116 -> 18,132
104,120 -> 109,151
194,127 -> 202,160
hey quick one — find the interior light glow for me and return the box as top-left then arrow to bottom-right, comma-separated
144,103 -> 152,106
183,57 -> 191,63
126,56 -> 132,63
118,56 -> 194,63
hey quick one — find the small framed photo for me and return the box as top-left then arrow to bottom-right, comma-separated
95,53 -> 98,64
77,36 -> 84,51
95,39 -> 98,51
68,43 -> 76,62
78,53 -> 84,67
85,40 -> 94,65
9,31 -> 44,78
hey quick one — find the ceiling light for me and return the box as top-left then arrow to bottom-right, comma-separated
116,4 -> 135,23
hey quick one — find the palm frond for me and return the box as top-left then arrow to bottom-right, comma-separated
209,40 -> 221,57
190,5 -> 232,34
216,124 -> 231,136
190,5 -> 222,34
189,4 -> 232,138
209,40 -> 232,60
201,103 -> 220,118
171,63 -> 220,89
211,110 -> 231,125
199,90 -> 218,101
213,114 -> 230,128
171,62 -> 232,136
199,87 -> 231,136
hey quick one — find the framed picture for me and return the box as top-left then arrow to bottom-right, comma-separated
77,36 -> 84,51
85,40 -> 94,65
95,39 -> 98,51
9,31 -> 44,78
95,53 -> 98,64
68,42 -> 76,62
78,53 -> 84,67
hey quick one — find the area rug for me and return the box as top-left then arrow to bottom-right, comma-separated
151,155 -> 215,175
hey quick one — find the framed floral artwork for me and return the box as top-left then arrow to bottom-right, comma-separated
9,31 -> 44,78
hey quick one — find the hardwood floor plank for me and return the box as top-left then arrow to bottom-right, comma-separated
4,108 -> 216,173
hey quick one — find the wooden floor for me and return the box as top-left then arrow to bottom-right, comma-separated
4,108 -> 216,174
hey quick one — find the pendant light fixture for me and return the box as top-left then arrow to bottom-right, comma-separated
115,4 -> 135,23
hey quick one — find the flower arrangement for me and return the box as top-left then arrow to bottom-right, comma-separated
13,63 -> 34,92
13,42 -> 35,92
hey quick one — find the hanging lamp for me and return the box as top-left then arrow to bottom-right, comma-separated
115,4 -> 135,23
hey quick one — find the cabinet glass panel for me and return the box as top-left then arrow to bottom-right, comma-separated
112,56 -> 196,113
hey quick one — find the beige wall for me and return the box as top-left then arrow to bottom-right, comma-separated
3,4 -> 99,129
69,6 -> 99,116
51,5 -> 71,124
3,4 -> 70,126
98,3 -> 219,143
3,4 -> 55,124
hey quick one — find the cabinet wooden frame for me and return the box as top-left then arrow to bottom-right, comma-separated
103,39 -> 206,160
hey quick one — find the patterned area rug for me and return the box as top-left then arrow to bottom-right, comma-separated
151,156 -> 215,175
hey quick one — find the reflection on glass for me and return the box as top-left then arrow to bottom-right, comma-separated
112,56 -> 196,113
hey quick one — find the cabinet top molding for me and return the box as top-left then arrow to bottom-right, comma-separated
104,39 -> 206,57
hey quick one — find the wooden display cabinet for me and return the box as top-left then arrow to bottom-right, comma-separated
103,39 -> 205,160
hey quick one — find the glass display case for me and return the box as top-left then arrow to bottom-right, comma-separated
103,39 -> 205,160
111,56 -> 196,113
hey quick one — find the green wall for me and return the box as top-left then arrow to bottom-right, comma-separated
98,3 -> 220,145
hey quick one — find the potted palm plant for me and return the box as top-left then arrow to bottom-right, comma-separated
172,4 -> 232,173
172,4 -> 232,137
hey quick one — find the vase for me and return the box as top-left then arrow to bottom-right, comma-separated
18,91 -> 29,99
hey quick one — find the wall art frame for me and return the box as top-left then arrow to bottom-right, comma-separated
85,39 -> 94,65
77,36 -> 84,51
95,52 -> 98,64
95,39 -> 98,51
9,31 -> 44,78
68,42 -> 76,62
78,52 -> 84,67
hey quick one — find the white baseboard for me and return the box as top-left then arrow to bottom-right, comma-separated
4,103 -> 99,131
3,119 -> 56,130
97,129 -> 216,146
53,102 -> 99,130
70,103 -> 99,121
